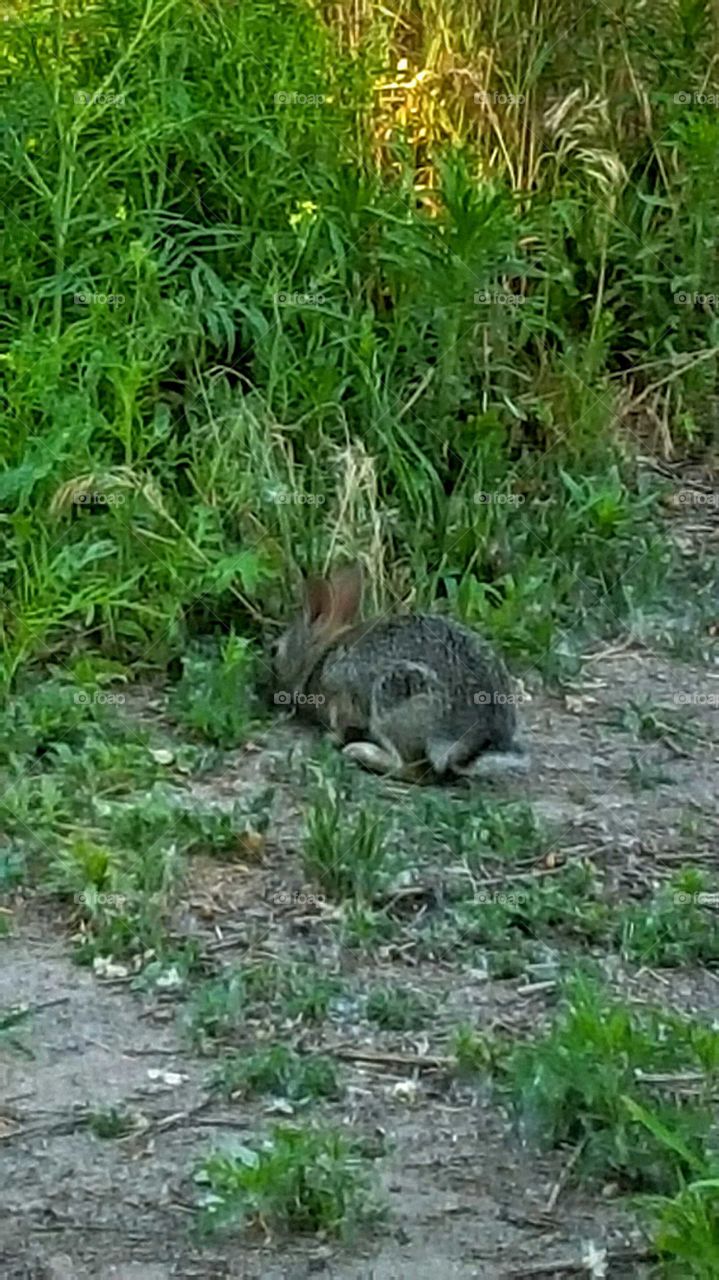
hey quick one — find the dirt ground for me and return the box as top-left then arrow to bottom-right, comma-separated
1,641 -> 718,1279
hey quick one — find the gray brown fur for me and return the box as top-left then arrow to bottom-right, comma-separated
273,565 -> 527,781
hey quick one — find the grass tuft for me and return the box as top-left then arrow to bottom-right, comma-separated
195,1125 -> 385,1238
493,977 -> 719,1194
210,1045 -> 342,1104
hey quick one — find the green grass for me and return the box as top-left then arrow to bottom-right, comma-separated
242,960 -> 343,1022
194,1124 -> 385,1238
645,1175 -> 719,1278
451,1024 -> 503,1078
10,669 -> 708,980
617,870 -> 719,968
303,781 -> 398,903
607,698 -> 701,750
210,1045 -> 342,1104
336,903 -> 400,951
454,973 -> 719,1272
86,1106 -> 137,1139
492,977 -> 719,1194
168,637 -> 265,747
2,0 -> 716,688
365,985 -> 437,1031
413,859 -> 604,975
185,961 -> 344,1049
97,785 -> 272,861
0,670 -> 270,961
410,793 -> 548,867
185,970 -> 246,1048
343,803 -> 718,976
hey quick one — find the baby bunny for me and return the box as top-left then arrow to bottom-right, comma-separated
273,564 -> 527,782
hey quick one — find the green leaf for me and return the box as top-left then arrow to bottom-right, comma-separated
621,1095 -> 707,1175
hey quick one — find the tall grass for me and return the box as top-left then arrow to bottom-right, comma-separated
1,0 -> 716,684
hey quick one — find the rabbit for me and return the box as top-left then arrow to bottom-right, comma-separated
272,563 -> 528,782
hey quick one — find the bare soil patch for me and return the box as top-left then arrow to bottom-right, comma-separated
1,646 -> 717,1278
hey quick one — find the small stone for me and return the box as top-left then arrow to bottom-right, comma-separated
147,1068 -> 187,1088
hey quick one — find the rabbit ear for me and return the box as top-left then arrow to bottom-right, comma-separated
302,575 -> 332,624
302,565 -> 362,630
327,563 -> 363,626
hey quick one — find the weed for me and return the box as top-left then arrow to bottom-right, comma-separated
1,0 -> 697,685
411,794 -> 546,866
211,1046 -> 341,1104
608,698 -> 699,749
195,1125 -> 385,1238
0,676 -> 102,767
242,961 -> 343,1022
623,1095 -> 719,1275
451,1024 -> 505,1078
303,783 -> 397,903
133,943 -> 204,991
0,664 -> 275,960
0,773 -> 73,853
495,977 -> 719,1193
47,835 -> 120,899
186,962 -> 343,1048
365,986 -> 437,1031
337,905 -> 400,951
49,734 -> 169,797
71,911 -> 177,968
418,861 -> 606,973
185,971 -> 246,1049
46,824 -> 183,964
643,1173 -> 719,1278
616,870 -> 719,968
98,785 -> 272,860
169,638 -> 265,748
86,1107 -> 136,1139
